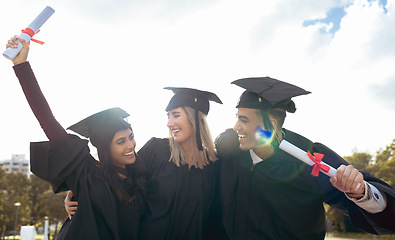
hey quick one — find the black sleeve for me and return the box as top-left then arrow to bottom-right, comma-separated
13,61 -> 68,141
215,128 -> 242,160
138,137 -> 170,174
138,137 -> 158,173
30,135 -> 93,193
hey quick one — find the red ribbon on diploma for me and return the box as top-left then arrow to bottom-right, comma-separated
22,28 -> 45,45
307,151 -> 330,176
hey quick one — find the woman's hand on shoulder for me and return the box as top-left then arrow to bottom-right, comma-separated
5,35 -> 29,65
64,190 -> 78,219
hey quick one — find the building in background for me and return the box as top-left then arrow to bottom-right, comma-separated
0,154 -> 31,177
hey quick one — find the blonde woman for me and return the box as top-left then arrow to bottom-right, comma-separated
137,87 -> 223,240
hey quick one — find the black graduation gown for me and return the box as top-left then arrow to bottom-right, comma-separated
30,135 -> 145,240
216,128 -> 395,240
137,137 -> 219,240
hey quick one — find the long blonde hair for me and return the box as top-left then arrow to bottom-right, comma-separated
168,106 -> 217,169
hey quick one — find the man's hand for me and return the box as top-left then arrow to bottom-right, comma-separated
330,165 -> 365,199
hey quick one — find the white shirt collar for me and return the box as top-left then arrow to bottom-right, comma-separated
249,149 -> 264,165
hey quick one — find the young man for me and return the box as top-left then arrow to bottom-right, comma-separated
216,77 -> 395,240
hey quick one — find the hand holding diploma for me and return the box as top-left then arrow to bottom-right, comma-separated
6,36 -> 29,65
279,140 -> 364,197
3,6 -> 54,60
331,165 -> 365,198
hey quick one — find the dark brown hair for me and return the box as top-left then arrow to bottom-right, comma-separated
96,127 -> 148,205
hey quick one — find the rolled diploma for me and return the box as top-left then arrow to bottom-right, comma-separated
3,6 -> 55,60
279,139 -> 337,177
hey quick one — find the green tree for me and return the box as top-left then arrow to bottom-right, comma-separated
0,168 -> 8,237
0,171 -> 68,238
28,175 -> 52,225
325,203 -> 346,233
344,151 -> 372,170
26,174 -> 68,238
367,139 -> 395,187
375,139 -> 395,165
0,172 -> 30,236
41,189 -> 68,238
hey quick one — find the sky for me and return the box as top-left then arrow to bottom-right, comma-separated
0,0 -> 394,161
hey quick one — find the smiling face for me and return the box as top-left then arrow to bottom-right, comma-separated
234,108 -> 285,159
110,128 -> 136,168
233,108 -> 265,151
167,107 -> 194,146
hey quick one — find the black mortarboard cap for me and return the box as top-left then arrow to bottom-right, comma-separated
164,87 -> 222,114
232,77 -> 311,113
164,87 -> 222,150
67,107 -> 131,148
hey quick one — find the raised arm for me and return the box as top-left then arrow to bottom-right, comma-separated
7,36 -> 68,141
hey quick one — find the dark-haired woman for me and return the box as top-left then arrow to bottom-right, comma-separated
6,36 -> 147,240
